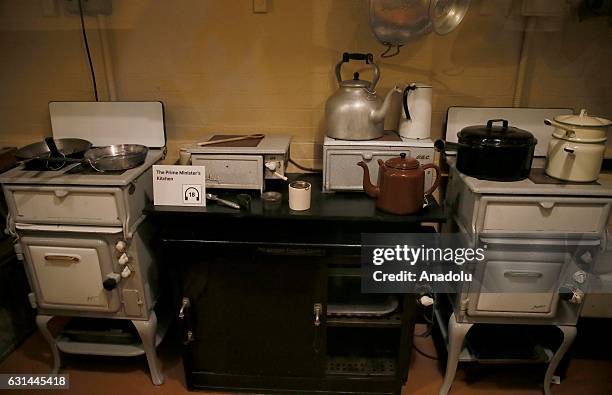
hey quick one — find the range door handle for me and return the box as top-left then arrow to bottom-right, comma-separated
178,297 -> 194,345
313,303 -> 323,354
504,271 -> 543,278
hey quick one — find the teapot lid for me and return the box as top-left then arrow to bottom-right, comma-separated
386,152 -> 419,170
340,72 -> 371,89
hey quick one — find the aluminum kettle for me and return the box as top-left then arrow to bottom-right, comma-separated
325,53 -> 400,140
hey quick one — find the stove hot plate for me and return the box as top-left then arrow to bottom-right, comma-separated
529,168 -> 600,186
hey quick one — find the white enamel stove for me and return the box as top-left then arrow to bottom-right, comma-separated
0,101 -> 167,385
438,107 -> 612,395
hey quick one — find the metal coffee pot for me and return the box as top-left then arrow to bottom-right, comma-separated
358,152 -> 441,215
325,53 -> 400,140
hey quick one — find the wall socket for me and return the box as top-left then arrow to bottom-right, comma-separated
64,0 -> 112,15
253,0 -> 268,14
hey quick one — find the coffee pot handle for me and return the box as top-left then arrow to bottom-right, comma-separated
421,163 -> 441,196
402,84 -> 417,120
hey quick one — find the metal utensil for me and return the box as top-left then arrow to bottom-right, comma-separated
206,193 -> 240,209
428,0 -> 471,35
197,134 -> 265,147
84,144 -> 149,172
15,137 -> 92,170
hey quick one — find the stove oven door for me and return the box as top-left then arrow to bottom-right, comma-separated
20,234 -> 121,313
465,237 -> 596,318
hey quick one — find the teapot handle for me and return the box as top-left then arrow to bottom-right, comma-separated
335,53 -> 380,92
421,163 -> 441,196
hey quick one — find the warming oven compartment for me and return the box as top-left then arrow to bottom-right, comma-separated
465,237 -> 595,318
20,235 -> 121,312
324,148 -> 433,192
191,154 -> 264,191
476,196 -> 611,236
4,185 -> 126,226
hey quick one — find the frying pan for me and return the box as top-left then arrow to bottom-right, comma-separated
17,138 -> 148,172
15,137 -> 92,170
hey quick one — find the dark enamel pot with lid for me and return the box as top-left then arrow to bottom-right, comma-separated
435,119 -> 537,181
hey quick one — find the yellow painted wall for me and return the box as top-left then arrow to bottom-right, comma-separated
1,0 -> 611,166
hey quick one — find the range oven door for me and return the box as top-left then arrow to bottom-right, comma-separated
465,237 -> 597,318
20,234 -> 121,312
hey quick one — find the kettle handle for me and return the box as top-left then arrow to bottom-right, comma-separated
402,84 -> 417,120
335,53 -> 380,92
421,163 -> 441,196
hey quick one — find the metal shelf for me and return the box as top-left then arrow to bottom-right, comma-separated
326,313 -> 403,328
326,356 -> 396,376
433,308 -> 553,364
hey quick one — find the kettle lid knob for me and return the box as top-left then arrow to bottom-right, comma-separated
400,153 -> 406,159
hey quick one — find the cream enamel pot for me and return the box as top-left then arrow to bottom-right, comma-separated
544,110 -> 610,182
544,109 -> 611,141
545,134 -> 606,182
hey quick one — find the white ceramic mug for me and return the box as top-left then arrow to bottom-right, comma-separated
179,149 -> 192,165
399,83 -> 432,140
289,181 -> 311,211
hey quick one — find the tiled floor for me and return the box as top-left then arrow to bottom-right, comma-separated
1,324 -> 610,395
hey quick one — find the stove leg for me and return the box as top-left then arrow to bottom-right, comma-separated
132,311 -> 164,385
35,314 -> 60,374
439,313 -> 472,395
543,325 -> 576,395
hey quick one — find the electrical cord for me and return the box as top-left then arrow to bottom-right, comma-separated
77,0 -> 99,101
289,158 -> 322,173
413,343 -> 439,360
412,292 -> 439,359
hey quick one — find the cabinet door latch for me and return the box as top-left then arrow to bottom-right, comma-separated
313,303 -> 322,327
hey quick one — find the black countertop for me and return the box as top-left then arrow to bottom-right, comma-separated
145,173 -> 447,224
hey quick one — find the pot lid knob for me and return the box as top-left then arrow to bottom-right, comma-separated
353,72 -> 360,80
386,152 -> 419,170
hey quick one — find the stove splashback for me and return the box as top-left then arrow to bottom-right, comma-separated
49,101 -> 166,148
444,107 -> 573,157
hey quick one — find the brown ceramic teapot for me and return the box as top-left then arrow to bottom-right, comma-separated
358,152 -> 441,215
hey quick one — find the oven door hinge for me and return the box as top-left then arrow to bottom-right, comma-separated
13,243 -> 23,261
28,292 -> 38,309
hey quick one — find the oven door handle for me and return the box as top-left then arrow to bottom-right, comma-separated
44,254 -> 80,263
504,271 -> 543,279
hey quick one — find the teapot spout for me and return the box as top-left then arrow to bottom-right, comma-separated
371,86 -> 401,123
357,161 -> 379,198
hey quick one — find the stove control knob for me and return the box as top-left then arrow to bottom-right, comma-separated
559,285 -> 584,304
118,253 -> 129,265
265,161 -> 278,171
121,266 -> 132,279
103,273 -> 121,291
115,241 -> 127,253
578,250 -> 594,265
573,270 -> 587,284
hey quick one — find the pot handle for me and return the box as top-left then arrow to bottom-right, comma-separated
422,163 -> 441,196
335,52 -> 380,92
486,119 -> 509,130
402,84 -> 417,120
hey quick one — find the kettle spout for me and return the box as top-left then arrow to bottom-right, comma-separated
371,86 -> 401,123
357,161 -> 379,198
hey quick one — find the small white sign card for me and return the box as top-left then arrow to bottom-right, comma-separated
153,165 -> 206,206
